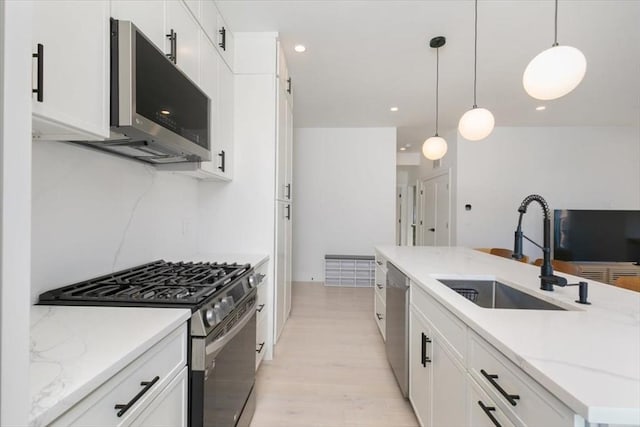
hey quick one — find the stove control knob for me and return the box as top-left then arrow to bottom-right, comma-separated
213,303 -> 223,322
219,298 -> 230,316
204,307 -> 216,327
248,274 -> 256,287
222,296 -> 234,312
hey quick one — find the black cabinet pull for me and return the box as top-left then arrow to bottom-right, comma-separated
218,150 -> 226,172
285,183 -> 291,200
32,43 -> 44,102
428,228 -> 435,232
286,77 -> 292,94
166,30 -> 177,64
376,260 -> 383,266
376,313 -> 383,320
256,342 -> 265,353
421,332 -> 432,366
256,304 -> 265,313
219,26 -> 226,51
285,204 -> 291,220
114,376 -> 160,417
477,401 -> 502,427
480,369 -> 520,406
376,283 -> 383,290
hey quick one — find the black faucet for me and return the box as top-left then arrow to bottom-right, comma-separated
512,194 -> 591,303
512,194 -> 566,291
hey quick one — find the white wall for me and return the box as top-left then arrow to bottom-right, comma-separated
456,126 -> 640,259
31,141 -> 199,301
292,127 -> 396,281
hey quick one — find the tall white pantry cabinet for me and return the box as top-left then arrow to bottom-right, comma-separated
233,33 -> 294,349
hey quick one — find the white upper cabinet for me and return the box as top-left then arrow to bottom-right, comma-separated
32,0 -> 110,140
200,1 -> 234,69
176,32 -> 233,181
275,42 -> 293,201
111,0 -> 200,85
277,43 -> 293,106
165,0 -> 201,84
110,0 -> 165,50
215,13 -> 235,69
182,0 -> 200,20
215,60 -> 234,179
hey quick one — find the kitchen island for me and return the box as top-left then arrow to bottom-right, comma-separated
376,246 -> 640,426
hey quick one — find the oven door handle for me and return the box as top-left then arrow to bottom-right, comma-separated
206,300 -> 257,356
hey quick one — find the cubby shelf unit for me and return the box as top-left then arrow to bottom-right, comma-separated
324,255 -> 375,287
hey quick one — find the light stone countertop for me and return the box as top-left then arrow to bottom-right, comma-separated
376,245 -> 640,425
29,305 -> 191,427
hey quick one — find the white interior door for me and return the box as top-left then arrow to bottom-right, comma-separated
420,180 -> 437,246
434,174 -> 450,246
419,171 -> 451,246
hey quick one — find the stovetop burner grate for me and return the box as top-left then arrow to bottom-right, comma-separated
38,260 -> 251,307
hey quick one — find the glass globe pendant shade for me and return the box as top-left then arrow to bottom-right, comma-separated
458,107 -> 495,141
422,136 -> 448,160
523,45 -> 586,100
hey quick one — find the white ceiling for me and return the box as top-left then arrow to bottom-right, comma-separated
216,0 -> 640,152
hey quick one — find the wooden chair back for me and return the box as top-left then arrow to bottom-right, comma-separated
614,276 -> 640,293
533,259 -> 583,276
489,248 -> 529,264
474,248 -> 492,254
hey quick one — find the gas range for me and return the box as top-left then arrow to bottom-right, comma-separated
38,260 -> 258,337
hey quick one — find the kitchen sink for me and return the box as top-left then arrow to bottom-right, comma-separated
437,279 -> 567,311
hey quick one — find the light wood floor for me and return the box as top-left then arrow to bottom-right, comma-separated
250,282 -> 418,427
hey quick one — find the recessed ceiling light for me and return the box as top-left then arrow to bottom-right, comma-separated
399,147 -> 407,151
294,44 -> 306,53
536,106 -> 546,111
160,110 -> 171,115
390,107 -> 399,112
405,143 -> 411,147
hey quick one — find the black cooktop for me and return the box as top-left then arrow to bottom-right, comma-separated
38,260 -> 251,308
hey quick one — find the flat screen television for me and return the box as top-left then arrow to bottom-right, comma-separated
553,209 -> 640,263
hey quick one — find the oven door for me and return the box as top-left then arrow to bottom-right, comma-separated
194,300 -> 257,427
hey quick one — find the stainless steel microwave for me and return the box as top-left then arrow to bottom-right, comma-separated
81,19 -> 211,164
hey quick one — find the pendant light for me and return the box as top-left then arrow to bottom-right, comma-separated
523,0 -> 586,100
422,36 -> 448,161
458,0 -> 495,141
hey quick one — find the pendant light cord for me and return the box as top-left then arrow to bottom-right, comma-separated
553,0 -> 559,46
473,0 -> 478,108
435,47 -> 439,136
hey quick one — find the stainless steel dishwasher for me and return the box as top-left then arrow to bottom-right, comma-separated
385,262 -> 409,397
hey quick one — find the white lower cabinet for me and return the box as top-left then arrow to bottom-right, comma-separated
409,307 -> 432,426
468,331 -> 576,427
374,291 -> 386,340
409,283 -> 580,427
409,304 -> 466,427
50,324 -> 187,427
468,376 -> 516,427
274,200 -> 292,343
431,335 -> 467,427
373,251 -> 387,339
131,366 -> 188,427
255,260 -> 269,369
